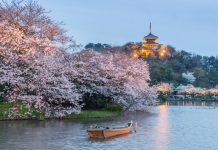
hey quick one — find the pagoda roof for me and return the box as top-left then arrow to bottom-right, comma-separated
144,33 -> 158,40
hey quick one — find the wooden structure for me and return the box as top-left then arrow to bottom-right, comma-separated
132,23 -> 170,59
136,23 -> 160,58
87,121 -> 133,139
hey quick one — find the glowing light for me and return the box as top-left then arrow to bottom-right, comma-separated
160,52 -> 165,57
133,53 -> 138,58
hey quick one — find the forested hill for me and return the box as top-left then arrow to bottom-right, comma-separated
85,43 -> 218,88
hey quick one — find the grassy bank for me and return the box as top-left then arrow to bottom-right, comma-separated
0,102 -> 121,120
0,102 -> 41,120
64,110 -> 121,119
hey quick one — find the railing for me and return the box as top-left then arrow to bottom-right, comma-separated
168,95 -> 218,102
162,95 -> 218,106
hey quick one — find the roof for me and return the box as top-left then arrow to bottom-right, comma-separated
144,33 -> 158,40
174,84 -> 198,91
175,84 -> 186,91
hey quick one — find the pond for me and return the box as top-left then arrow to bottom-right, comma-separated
1,105 -> 218,150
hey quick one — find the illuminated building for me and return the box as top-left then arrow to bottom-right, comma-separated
132,23 -> 169,59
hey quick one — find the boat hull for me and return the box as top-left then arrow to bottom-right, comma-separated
103,128 -> 131,138
87,130 -> 105,139
87,126 -> 131,139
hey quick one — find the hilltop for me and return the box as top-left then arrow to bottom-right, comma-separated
85,43 -> 218,88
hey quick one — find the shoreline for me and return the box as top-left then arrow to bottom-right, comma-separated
0,102 -> 121,121
0,110 -> 121,121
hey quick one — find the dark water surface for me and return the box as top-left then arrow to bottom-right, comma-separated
1,105 -> 218,150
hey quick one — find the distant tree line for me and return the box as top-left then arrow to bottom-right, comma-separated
85,43 -> 218,88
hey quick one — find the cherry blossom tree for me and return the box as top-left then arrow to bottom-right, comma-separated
0,0 -> 76,50
0,50 -> 82,118
154,83 -> 172,94
20,56 -> 82,117
0,0 -> 81,117
72,50 -> 157,111
0,0 -> 157,118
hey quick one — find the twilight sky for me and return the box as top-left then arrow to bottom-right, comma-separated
37,0 -> 218,56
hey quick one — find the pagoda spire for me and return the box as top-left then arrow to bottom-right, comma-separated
150,22 -> 151,33
143,22 -> 158,41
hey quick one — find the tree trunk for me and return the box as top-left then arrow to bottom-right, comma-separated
12,90 -> 20,108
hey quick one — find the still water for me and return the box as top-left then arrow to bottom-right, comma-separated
1,105 -> 218,150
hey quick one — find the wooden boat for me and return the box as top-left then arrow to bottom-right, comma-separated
87,121 -> 133,139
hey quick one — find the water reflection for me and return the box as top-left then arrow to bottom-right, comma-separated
154,105 -> 169,150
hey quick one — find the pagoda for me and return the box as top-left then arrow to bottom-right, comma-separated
133,23 -> 160,58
